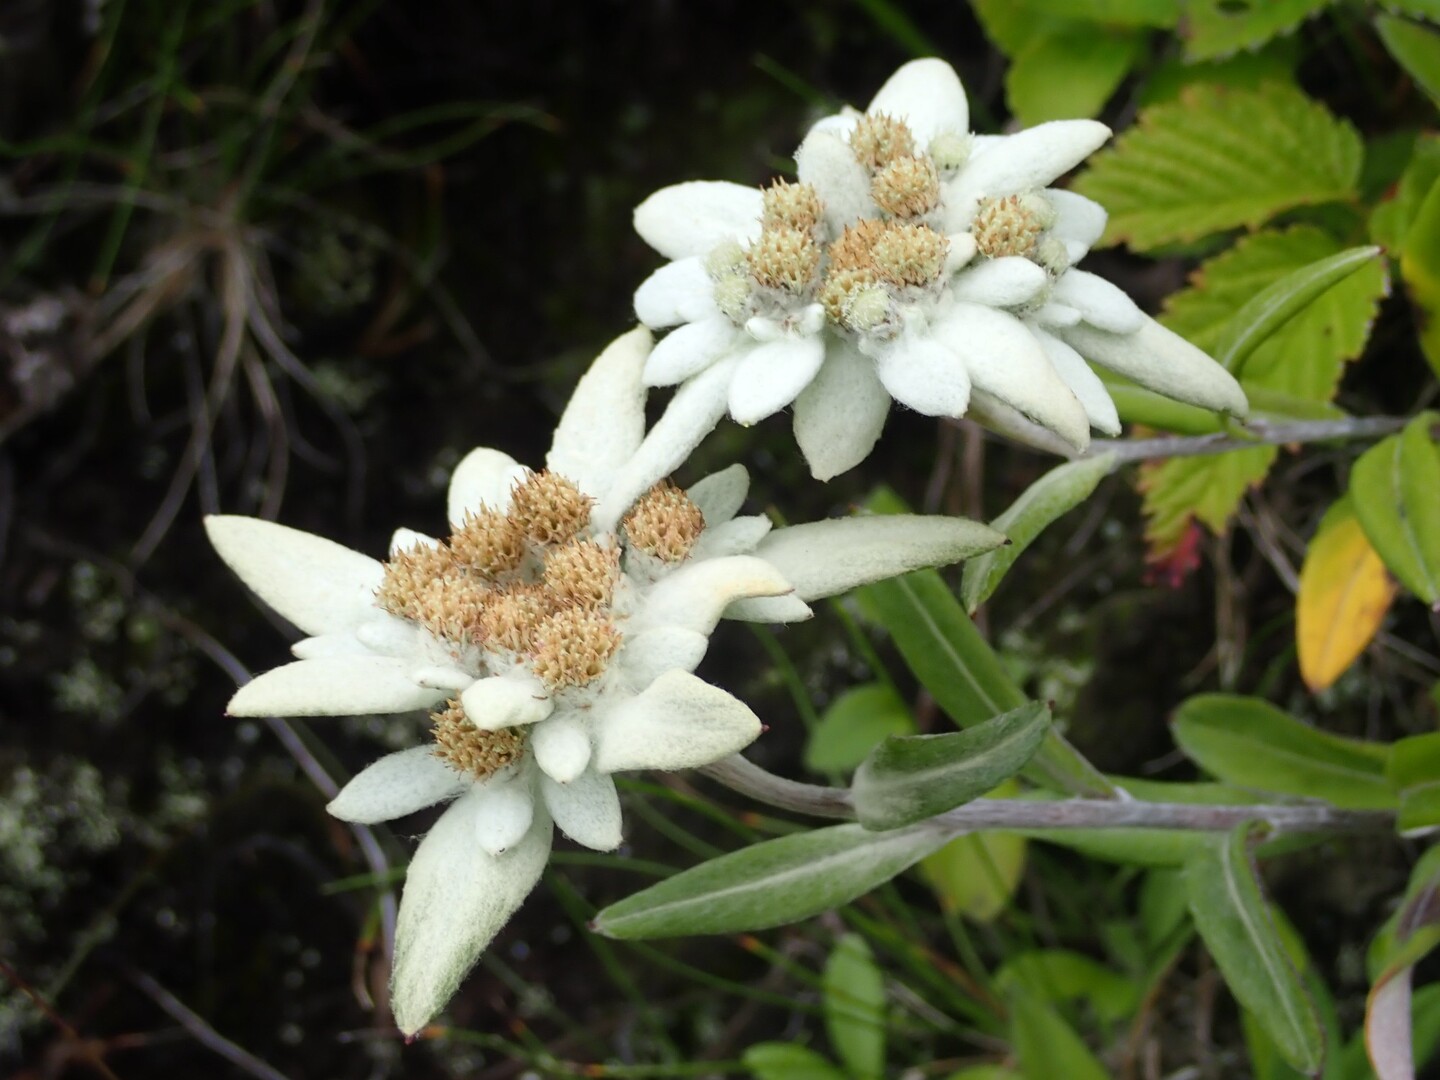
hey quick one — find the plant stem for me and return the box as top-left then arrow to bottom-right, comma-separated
1085,416 -> 1410,466
699,755 -> 1393,837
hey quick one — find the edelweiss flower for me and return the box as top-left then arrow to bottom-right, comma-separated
633,59 -> 1247,480
206,327 -> 1005,1033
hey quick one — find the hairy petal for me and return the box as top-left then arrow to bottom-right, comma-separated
594,357 -> 738,532
531,714 -> 593,784
447,448 -> 526,528
205,516 -> 383,638
327,747 -> 466,824
634,181 -> 763,261
728,335 -> 826,425
1058,317 -> 1249,419
547,328 -> 651,499
792,338 -> 891,481
227,657 -> 446,717
867,58 -> 970,143
686,464 -> 750,527
638,554 -> 793,635
593,670 -> 762,772
390,796 -> 552,1035
541,770 -> 623,852
1030,326 -> 1121,436
755,515 -> 1005,601
931,303 -> 1091,450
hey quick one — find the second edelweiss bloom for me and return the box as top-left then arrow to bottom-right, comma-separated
205,326 -> 1006,1034
633,58 -> 1247,480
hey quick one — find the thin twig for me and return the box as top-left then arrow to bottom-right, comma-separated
130,970 -> 291,1080
700,754 -> 1393,837
1082,416 -> 1410,465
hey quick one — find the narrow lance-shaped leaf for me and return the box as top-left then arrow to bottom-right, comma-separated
1214,246 -> 1382,373
823,935 -> 886,1080
1172,694 -> 1395,810
1366,847 -> 1440,1080
860,488 -> 1116,799
1185,823 -> 1325,1074
591,822 -> 950,940
1350,413 -> 1440,608
961,454 -> 1117,613
1296,498 -> 1398,692
851,702 -> 1052,830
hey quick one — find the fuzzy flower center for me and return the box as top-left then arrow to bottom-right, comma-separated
375,470 -> 709,695
623,480 -> 705,563
431,699 -> 525,779
971,192 -> 1067,275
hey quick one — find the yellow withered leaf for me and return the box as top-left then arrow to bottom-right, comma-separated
1297,507 -> 1397,692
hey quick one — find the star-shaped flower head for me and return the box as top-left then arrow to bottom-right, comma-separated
633,59 -> 1247,480
205,327 -> 1006,1034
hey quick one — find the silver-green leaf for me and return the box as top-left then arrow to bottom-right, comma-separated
590,823 -> 949,940
1186,824 -> 1325,1074
961,455 -> 1117,613
852,702 -> 1052,830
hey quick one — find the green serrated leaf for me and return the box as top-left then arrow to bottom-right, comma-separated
1074,84 -> 1362,251
852,703 -> 1051,830
1186,825 -> 1325,1074
1172,694 -> 1395,809
1009,989 -> 1112,1080
1006,26 -> 1145,124
961,454 -> 1117,613
823,935 -> 886,1080
1350,413 -> 1440,606
1139,445 -> 1276,555
859,489 -> 1116,798
1387,733 -> 1440,835
1183,0 -> 1334,62
805,683 -> 915,775
743,1043 -> 849,1080
1379,15 -> 1440,106
591,822 -> 949,939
